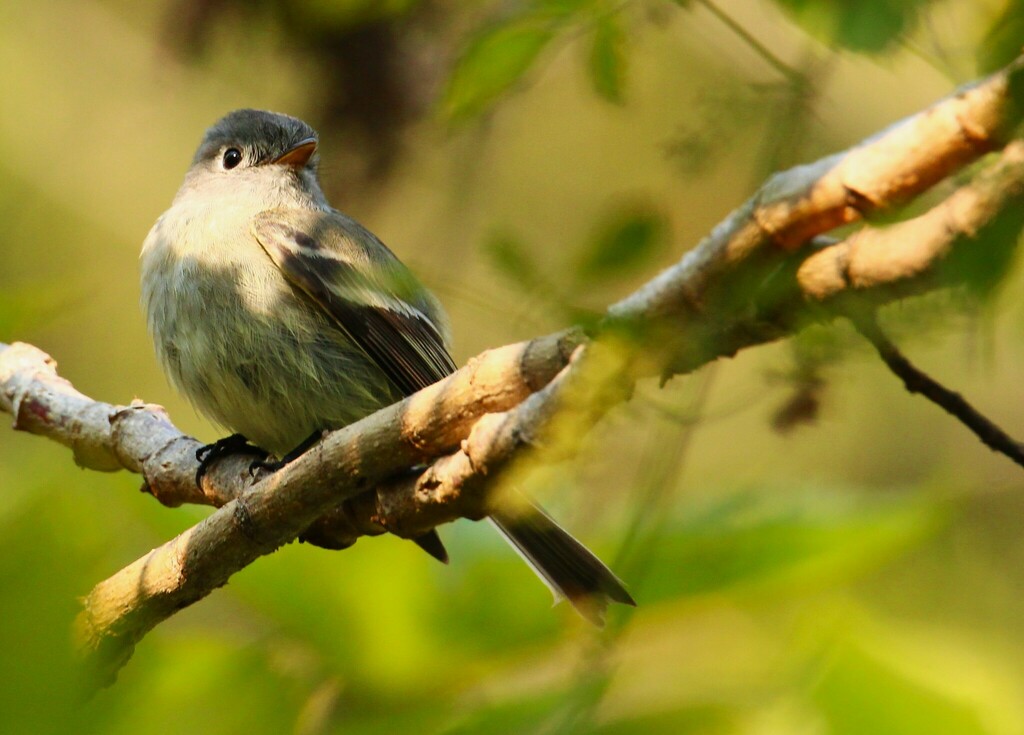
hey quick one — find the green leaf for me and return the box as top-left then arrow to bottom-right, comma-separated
772,0 -> 929,53
977,0 -> 1024,74
812,636 -> 993,735
535,0 -> 599,17
589,14 -> 627,104
576,204 -> 669,282
482,230 -> 544,291
938,182 -> 1024,296
443,17 -> 555,122
635,486 -> 944,603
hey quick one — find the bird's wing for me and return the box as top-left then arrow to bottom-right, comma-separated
253,208 -> 457,396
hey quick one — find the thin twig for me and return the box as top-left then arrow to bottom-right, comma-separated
695,0 -> 807,83
853,312 -> 1024,469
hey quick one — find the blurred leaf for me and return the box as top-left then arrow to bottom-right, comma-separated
938,182 -> 1024,297
576,204 -> 669,282
0,491 -> 111,734
483,230 -> 544,292
536,0 -> 600,17
589,14 -> 627,104
665,83 -> 774,177
442,688 -> 570,734
812,637 -> 992,735
294,0 -> 422,28
788,322 -> 850,367
637,487 -> 944,603
449,692 -> 739,734
431,520 -> 567,652
977,0 -> 1024,74
229,538 -> 448,692
767,326 -> 848,433
444,17 -> 555,121
771,0 -> 930,53
769,376 -> 823,433
593,705 -> 738,734
94,638 -> 306,735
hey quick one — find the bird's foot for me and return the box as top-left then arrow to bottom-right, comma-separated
248,456 -> 286,477
247,429 -> 325,478
195,433 -> 266,487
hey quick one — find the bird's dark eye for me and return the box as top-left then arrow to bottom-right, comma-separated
222,148 -> 243,170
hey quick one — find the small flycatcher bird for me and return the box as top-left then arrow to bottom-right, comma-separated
140,109 -> 634,623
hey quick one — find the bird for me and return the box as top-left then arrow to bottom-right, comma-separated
140,109 -> 635,624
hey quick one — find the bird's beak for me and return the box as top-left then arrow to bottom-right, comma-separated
273,137 -> 318,168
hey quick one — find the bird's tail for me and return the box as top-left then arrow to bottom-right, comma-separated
489,502 -> 635,626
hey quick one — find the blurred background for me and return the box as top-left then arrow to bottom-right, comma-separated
2,0 -> 1024,732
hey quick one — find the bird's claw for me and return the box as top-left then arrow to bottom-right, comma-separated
195,433 -> 265,487
248,457 -> 286,478
246,429 -> 326,478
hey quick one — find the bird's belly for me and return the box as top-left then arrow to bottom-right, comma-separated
142,250 -> 398,455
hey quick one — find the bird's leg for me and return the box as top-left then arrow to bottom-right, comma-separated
195,433 -> 267,487
248,429 -> 325,477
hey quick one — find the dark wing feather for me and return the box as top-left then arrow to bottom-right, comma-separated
253,210 -> 456,396
351,305 -> 456,394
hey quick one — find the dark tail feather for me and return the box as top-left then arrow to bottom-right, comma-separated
412,529 -> 449,564
489,503 -> 635,626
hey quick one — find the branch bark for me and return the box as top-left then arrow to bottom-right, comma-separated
2,55 -> 1023,688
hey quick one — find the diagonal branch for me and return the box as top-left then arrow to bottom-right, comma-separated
0,329 -> 583,549
2,56 -> 1023,688
608,53 -> 1024,325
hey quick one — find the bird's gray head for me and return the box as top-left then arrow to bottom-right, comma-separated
193,109 -> 319,171
181,109 -> 326,207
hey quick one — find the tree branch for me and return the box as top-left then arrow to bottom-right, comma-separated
608,53 -> 1024,325
0,329 -> 583,549
2,56 -> 1023,688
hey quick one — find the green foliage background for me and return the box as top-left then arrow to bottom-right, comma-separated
2,0 -> 1024,733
